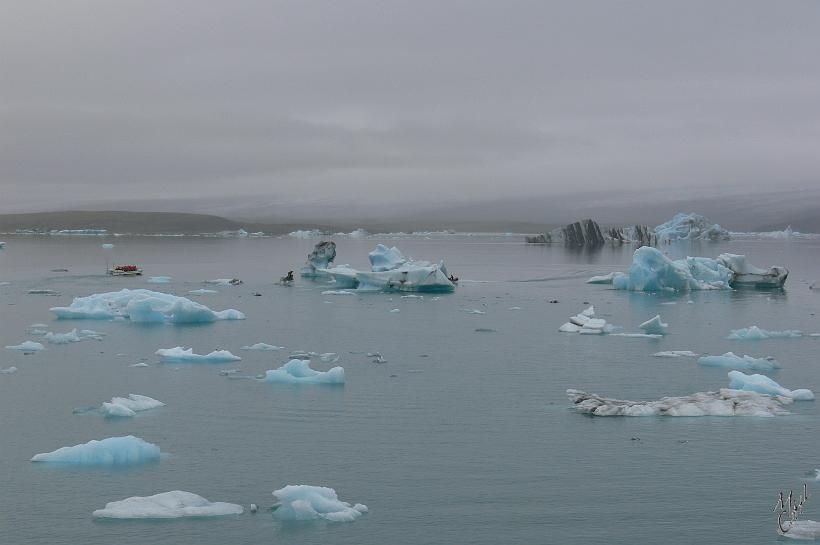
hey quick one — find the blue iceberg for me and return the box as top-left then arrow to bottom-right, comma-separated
698,352 -> 780,371
261,359 -> 345,385
727,371 -> 814,401
156,347 -> 241,363
654,213 -> 730,242
31,435 -> 161,465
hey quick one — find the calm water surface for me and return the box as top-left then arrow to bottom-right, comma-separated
1,234 -> 819,544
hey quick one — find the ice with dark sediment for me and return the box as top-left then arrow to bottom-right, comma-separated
301,241 -> 337,277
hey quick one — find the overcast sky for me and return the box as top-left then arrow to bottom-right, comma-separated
1,0 -> 818,213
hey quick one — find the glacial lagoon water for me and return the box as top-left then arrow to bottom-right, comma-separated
1,233 -> 819,544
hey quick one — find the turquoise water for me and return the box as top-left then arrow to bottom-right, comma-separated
1,234 -> 819,544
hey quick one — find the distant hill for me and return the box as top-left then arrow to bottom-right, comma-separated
0,211 -> 324,235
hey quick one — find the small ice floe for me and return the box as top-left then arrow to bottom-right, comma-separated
147,276 -> 172,284
5,341 -> 45,352
653,350 -> 699,358
92,491 -> 243,519
188,288 -> 218,295
155,347 -> 242,363
100,394 -> 165,418
728,326 -> 803,340
50,289 -> 244,323
272,485 -> 367,522
31,435 -> 161,465
44,328 -> 104,345
566,388 -> 793,417
559,305 -> 613,335
727,371 -> 814,400
0,366 -> 18,374
101,243 -> 114,249
319,352 -> 339,363
205,278 -> 242,286
586,272 -> 619,284
322,290 -> 355,295
240,343 -> 283,351
28,289 -> 60,296
508,306 -> 522,310
639,315 -> 669,335
261,359 -> 345,385
129,362 -> 149,368
462,308 -> 485,315
698,352 -> 780,372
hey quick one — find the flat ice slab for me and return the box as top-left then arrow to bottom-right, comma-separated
567,388 -> 792,417
728,326 -> 802,340
698,352 -> 780,371
653,351 -> 699,358
5,341 -> 45,352
50,289 -> 244,323
273,485 -> 367,522
31,435 -> 161,465
654,212 -> 730,242
240,343 -> 282,351
156,347 -> 241,363
262,359 -> 345,384
92,491 -> 243,519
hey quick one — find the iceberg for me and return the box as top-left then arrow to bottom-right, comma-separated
727,371 -> 814,401
586,272 -> 618,284
240,343 -> 283,351
92,491 -> 243,519
5,341 -> 45,352
156,347 -> 241,363
559,305 -> 615,335
716,253 -> 788,288
639,315 -> 668,335
272,485 -> 367,522
31,435 -> 161,465
728,326 -> 802,340
653,350 -> 699,358
44,328 -> 103,344
50,289 -> 245,323
100,394 -> 165,418
368,244 -> 407,272
567,388 -> 792,417
261,359 -> 345,385
698,352 -> 780,371
301,241 -> 337,277
611,247 -> 733,292
654,213 -> 730,242
205,278 -> 242,285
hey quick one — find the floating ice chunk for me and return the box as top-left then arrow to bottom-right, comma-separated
240,343 -> 282,351
780,520 -> 820,540
1,366 -> 18,374
462,309 -> 485,315
129,362 -> 149,368
559,322 -> 581,333
188,288 -> 218,295
581,305 -> 595,317
319,352 -> 338,363
508,306 -> 522,310
716,253 -> 788,287
654,212 -> 730,242
100,394 -> 165,418
92,491 -> 243,519
205,278 -> 242,286
5,341 -> 45,352
272,485 -> 367,522
586,272 -> 618,284
301,241 -> 337,277
567,388 -> 791,417
653,350 -> 699,358
156,347 -> 241,363
608,333 -> 662,338
50,289 -> 244,323
639,315 -> 669,335
101,243 -> 114,249
261,359 -> 345,385
389,308 -> 400,313
44,329 -> 82,344
289,229 -> 325,239
322,290 -> 355,295
147,276 -> 172,284
728,326 -> 802,340
698,352 -> 780,371
727,371 -> 814,400
368,244 -> 407,272
31,435 -> 161,465
612,247 -> 733,292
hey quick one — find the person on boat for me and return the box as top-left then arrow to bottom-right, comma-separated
448,274 -> 459,283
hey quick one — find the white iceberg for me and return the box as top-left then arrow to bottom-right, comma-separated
147,276 -> 172,284
205,278 -> 242,286
50,289 -> 245,323
727,371 -> 814,401
6,341 -> 46,352
586,272 -> 618,284
156,347 -> 241,363
188,288 -> 218,295
31,435 -> 161,465
698,352 -> 780,371
653,350 -> 699,358
100,394 -> 165,418
654,213 -> 730,242
612,247 -> 733,292
728,326 -> 802,340
44,328 -> 103,344
272,485 -> 367,522
567,388 -> 792,417
261,359 -> 345,385
321,290 -> 355,296
92,491 -> 243,519
240,343 -> 283,351
559,305 -> 615,335
639,315 -> 669,335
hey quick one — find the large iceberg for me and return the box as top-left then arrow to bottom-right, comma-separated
611,247 -> 733,292
272,485 -> 367,522
100,394 -> 165,418
567,388 -> 792,417
319,245 -> 454,293
654,213 -> 730,242
261,359 -> 345,385
300,241 -> 337,277
727,371 -> 814,401
31,435 -> 161,465
50,289 -> 245,323
698,352 -> 780,371
92,491 -> 243,519
728,326 -> 802,340
156,347 -> 241,363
